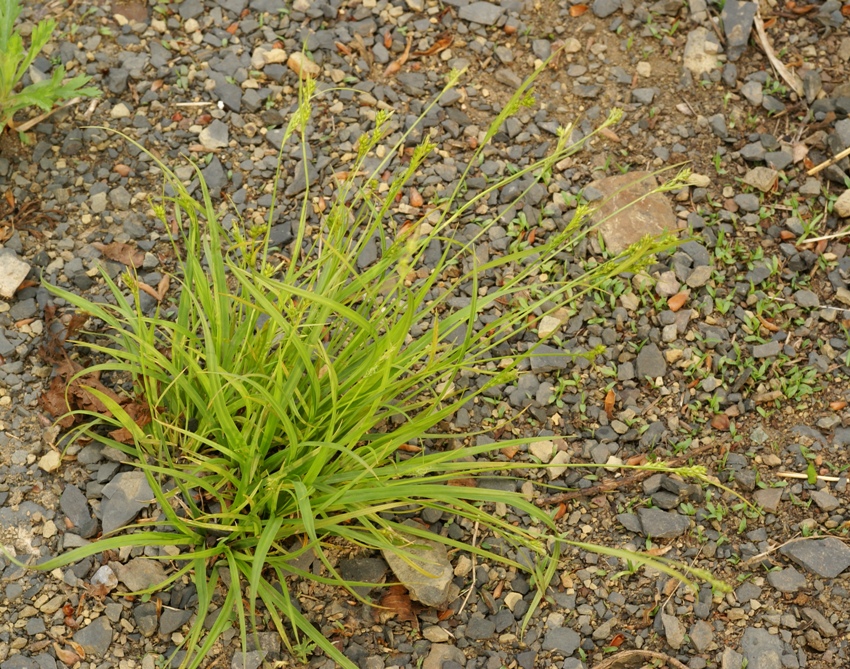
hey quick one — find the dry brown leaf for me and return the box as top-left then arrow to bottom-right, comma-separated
138,274 -> 170,303
383,31 -> 393,49
108,400 -> 152,444
409,187 -> 423,207
500,445 -> 519,459
385,34 -> 413,77
667,291 -> 689,312
413,33 -> 453,57
446,477 -> 477,487
397,443 -> 421,453
610,633 -> 626,648
92,241 -> 144,268
757,314 -> 780,332
553,503 -> 567,521
335,41 -> 352,56
604,389 -> 615,419
598,127 -> 621,142
710,414 -> 730,431
830,400 -> 847,411
570,3 -> 589,15
646,545 -> 672,557
662,577 -> 680,597
40,376 -> 75,428
843,3 -> 850,16
53,643 -> 82,665
375,585 -> 418,628
67,640 -> 86,658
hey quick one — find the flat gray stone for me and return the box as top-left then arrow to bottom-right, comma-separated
382,522 -> 453,608
73,616 -> 113,657
529,344 -> 568,373
423,644 -> 466,669
637,507 -> 690,539
636,343 -> 667,380
458,2 -> 503,25
780,537 -> 850,578
592,0 -> 622,17
542,627 -> 580,654
60,484 -> 98,538
112,557 -> 167,592
662,612 -> 685,649
466,615 -> 496,639
588,171 -> 678,255
740,627 -> 782,669
752,341 -> 781,358
753,488 -> 782,512
721,0 -> 757,61
809,488 -> 840,511
690,620 -> 713,652
199,119 -> 229,149
101,471 -> 155,534
767,566 -> 807,593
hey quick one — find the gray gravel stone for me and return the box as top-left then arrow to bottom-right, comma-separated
741,627 -> 783,669
530,344 -> 568,373
466,615 -> 496,639
636,343 -> 667,379
690,620 -> 713,652
60,484 -> 98,538
767,567 -> 807,593
753,341 -> 781,358
810,488 -> 840,511
592,0 -> 622,18
793,289 -> 820,308
458,2 -> 504,25
73,616 -> 113,657
637,507 -> 690,538
661,612 -> 685,649
542,626 -> 580,654
101,471 -> 154,534
780,537 -> 850,578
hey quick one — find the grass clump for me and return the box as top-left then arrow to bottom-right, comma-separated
29,69 -> 719,667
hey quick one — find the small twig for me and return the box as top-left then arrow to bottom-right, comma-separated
777,471 -> 841,482
807,145 -> 850,176
752,11 -> 803,97
591,649 -> 690,669
799,228 -> 850,244
173,101 -> 218,107
14,97 -> 83,133
536,441 -> 718,507
457,521 -> 479,615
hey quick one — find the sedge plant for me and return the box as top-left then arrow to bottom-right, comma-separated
23,68 -> 725,667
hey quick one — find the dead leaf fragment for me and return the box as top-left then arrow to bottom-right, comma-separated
92,241 -> 144,268
830,400 -> 847,411
53,643 -> 82,665
667,291 -> 689,312
710,414 -> 730,431
375,585 -> 419,628
385,34 -> 413,77
409,187 -> 423,207
570,3 -> 589,15
413,33 -> 453,57
604,389 -> 615,419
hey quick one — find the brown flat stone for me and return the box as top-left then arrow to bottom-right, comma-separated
587,171 -> 679,255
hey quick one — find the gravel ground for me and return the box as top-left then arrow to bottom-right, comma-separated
2,0 -> 850,668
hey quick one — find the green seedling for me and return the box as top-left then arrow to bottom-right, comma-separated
0,0 -> 100,132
